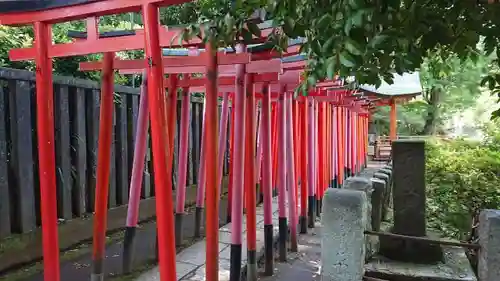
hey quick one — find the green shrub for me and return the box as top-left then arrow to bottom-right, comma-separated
425,135 -> 500,240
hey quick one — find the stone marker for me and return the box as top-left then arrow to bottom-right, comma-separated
392,140 -> 426,236
344,177 -> 375,259
321,188 -> 367,281
479,209 -> 500,281
370,178 -> 385,232
373,172 -> 390,221
379,168 -> 392,185
380,140 -> 442,263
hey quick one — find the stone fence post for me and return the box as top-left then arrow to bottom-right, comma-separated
373,172 -> 390,221
479,209 -> 500,281
370,178 -> 385,232
344,177 -> 375,259
321,188 -> 367,281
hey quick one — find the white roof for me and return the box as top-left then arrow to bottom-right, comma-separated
359,72 -> 422,96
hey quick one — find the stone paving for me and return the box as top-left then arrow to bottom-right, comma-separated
259,223 -> 322,281
135,197 -> 281,281
135,162 -> 385,281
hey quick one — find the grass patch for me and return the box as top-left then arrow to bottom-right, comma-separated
0,233 -> 36,255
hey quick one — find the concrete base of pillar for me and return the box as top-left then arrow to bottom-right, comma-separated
366,244 -> 476,281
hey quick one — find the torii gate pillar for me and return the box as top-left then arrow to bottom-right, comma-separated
389,98 -> 397,141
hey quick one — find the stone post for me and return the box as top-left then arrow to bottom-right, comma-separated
478,209 -> 500,281
380,140 -> 442,263
392,140 -> 426,236
321,188 -> 367,281
344,177 -> 373,228
373,172 -> 390,221
370,178 -> 385,232
379,168 -> 392,189
344,177 -> 375,259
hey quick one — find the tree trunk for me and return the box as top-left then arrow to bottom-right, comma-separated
422,88 -> 442,135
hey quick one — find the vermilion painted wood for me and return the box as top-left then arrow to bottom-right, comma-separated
332,106 -> 337,181
204,42 -> 219,281
126,72 -> 149,227
250,45 -> 300,61
230,43 -> 246,246
300,99 -> 308,218
142,4 -> 176,281
244,72 -> 257,267
316,80 -> 344,88
166,74 -> 178,181
390,98 -> 397,140
350,110 -> 356,172
227,95 -> 235,223
292,100 -> 300,217
326,103 -> 331,185
162,73 -> 279,88
285,92 -> 298,251
317,102 -> 324,198
175,86 -> 190,214
338,107 -> 345,184
8,25 -> 277,60
277,88 -> 287,219
261,83 -> 273,224
0,0 -> 194,25
86,17 -> 98,40
117,59 -> 282,74
282,60 -> 306,70
91,52 -> 115,280
271,103 -> 278,193
314,101 -> 319,200
357,115 -> 360,170
322,102 -> 327,195
34,21 -> 60,281
78,53 -> 250,71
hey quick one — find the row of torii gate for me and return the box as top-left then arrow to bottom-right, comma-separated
0,1 -> 407,281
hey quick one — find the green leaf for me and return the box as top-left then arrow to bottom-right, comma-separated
224,13 -> 234,31
344,18 -> 353,36
311,40 -> 321,56
344,39 -> 363,56
283,17 -> 295,37
350,9 -> 365,27
307,75 -> 317,86
326,56 -> 337,79
491,108 -> 500,120
348,0 -> 364,9
339,52 -> 356,67
317,14 -> 332,29
241,28 -> 253,42
247,21 -> 261,38
369,34 -> 389,48
322,37 -> 334,54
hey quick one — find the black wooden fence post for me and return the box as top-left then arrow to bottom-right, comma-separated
8,80 -> 36,233
115,98 -> 129,205
0,83 -> 11,238
86,89 -> 100,212
54,84 -> 72,220
70,87 -> 87,217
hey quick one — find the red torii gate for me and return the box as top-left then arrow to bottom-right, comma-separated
0,2 -> 374,281
76,41 -> 306,275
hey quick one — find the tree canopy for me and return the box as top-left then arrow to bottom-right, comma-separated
370,47 -> 491,136
178,1 -> 498,86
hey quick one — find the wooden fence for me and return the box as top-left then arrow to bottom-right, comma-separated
0,67 -> 230,238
